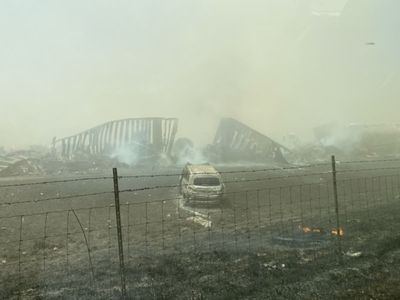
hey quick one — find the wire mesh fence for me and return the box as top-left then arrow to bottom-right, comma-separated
1,158 -> 400,298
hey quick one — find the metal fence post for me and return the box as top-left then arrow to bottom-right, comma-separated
331,155 -> 343,263
113,168 -> 127,299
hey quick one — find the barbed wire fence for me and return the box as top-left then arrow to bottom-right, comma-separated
0,157 -> 400,298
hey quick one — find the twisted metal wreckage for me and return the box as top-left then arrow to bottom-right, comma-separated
52,117 -> 288,164
209,118 -> 289,164
53,118 -> 178,161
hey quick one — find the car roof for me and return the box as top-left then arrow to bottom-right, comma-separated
186,164 -> 219,175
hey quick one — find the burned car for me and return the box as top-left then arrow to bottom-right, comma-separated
179,163 -> 225,205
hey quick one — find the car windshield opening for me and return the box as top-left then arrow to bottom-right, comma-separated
193,177 -> 220,186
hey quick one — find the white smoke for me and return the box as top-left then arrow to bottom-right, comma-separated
109,143 -> 143,166
175,146 -> 209,166
320,124 -> 364,153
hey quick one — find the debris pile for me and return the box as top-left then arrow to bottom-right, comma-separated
0,159 -> 44,177
0,147 -> 49,177
286,123 -> 400,164
314,123 -> 400,160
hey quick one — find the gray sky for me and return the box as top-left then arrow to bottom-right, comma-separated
1,0 -> 399,148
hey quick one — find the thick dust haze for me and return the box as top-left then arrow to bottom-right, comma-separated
1,0 -> 399,149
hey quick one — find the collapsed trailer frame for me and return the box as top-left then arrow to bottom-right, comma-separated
54,118 -> 178,160
211,118 -> 289,163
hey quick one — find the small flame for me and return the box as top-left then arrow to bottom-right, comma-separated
331,228 -> 344,236
300,226 -> 322,234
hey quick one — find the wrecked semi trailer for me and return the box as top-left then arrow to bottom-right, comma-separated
207,118 -> 289,164
53,118 -> 178,162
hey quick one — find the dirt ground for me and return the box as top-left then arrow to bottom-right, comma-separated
1,162 -> 400,299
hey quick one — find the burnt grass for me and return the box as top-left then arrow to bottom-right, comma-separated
126,237 -> 400,300
99,205 -> 400,299
4,228 -> 400,299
